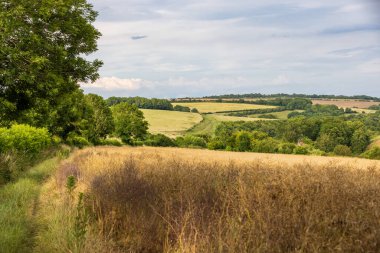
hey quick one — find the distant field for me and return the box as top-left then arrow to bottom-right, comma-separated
141,109 -> 202,137
172,102 -> 275,113
312,99 -> 379,109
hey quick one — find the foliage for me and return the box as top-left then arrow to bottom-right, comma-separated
0,124 -> 51,154
66,134 -> 90,149
278,143 -> 296,154
83,94 -> 114,143
361,147 -> 380,160
106,96 -> 173,110
257,114 -> 277,119
293,146 -> 309,155
173,105 -> 191,112
190,108 -> 199,113
176,135 -> 207,148
351,128 -> 371,154
0,0 -> 102,133
144,134 -> 176,147
99,138 -> 123,147
334,145 -> 352,156
111,102 -> 148,144
234,131 -> 252,151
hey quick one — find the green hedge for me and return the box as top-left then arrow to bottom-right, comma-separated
0,124 -> 51,155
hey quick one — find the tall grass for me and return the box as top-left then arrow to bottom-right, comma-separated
45,147 -> 380,253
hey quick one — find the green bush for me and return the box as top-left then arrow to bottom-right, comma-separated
144,134 -> 176,147
0,124 -> 51,155
101,138 -> 123,147
333,145 -> 352,156
251,138 -> 279,153
177,135 -> 207,148
207,139 -> 226,150
293,146 -> 309,155
278,143 -> 296,154
235,131 -> 252,151
361,147 -> 380,160
66,134 -> 90,149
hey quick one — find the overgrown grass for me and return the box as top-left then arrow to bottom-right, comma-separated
44,147 -> 380,252
0,158 -> 59,253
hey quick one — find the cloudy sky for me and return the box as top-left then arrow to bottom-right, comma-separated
82,0 -> 380,98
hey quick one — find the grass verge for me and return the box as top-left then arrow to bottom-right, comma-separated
0,157 -> 59,253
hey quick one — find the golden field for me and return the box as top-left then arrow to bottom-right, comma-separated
37,146 -> 380,253
141,109 -> 202,137
311,99 -> 379,109
172,102 -> 276,113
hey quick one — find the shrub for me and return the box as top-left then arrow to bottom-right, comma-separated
191,108 -> 199,113
334,145 -> 352,156
144,134 -> 176,147
100,138 -> 123,147
251,138 -> 279,153
66,134 -> 90,149
207,139 -> 226,150
173,105 -> 191,112
0,124 -> 51,155
235,131 -> 252,151
278,143 -> 296,154
177,135 -> 207,148
257,114 -> 277,119
293,146 -> 309,155
361,147 -> 380,160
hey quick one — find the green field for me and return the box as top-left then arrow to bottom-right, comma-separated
142,109 -> 203,137
172,102 -> 275,113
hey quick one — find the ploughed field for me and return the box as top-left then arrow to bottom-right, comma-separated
43,146 -> 380,253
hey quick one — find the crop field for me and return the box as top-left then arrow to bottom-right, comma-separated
39,146 -> 380,253
312,99 -> 379,109
172,102 -> 276,113
141,109 -> 202,137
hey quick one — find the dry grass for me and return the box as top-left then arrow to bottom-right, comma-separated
141,109 -> 203,137
45,146 -> 380,253
311,99 -> 379,109
172,102 -> 275,113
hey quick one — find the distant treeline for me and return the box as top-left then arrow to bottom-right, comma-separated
202,93 -> 380,101
106,97 -> 174,110
106,96 -> 198,113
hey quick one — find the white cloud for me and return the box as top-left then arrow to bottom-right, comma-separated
81,77 -> 145,91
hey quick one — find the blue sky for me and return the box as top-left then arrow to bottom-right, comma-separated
82,0 -> 380,98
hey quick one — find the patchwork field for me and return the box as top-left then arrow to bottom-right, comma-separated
141,109 -> 202,137
172,102 -> 275,113
39,146 -> 380,252
312,99 -> 379,109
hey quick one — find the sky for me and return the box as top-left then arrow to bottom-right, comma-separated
82,0 -> 380,98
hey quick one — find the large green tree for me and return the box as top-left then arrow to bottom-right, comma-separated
111,103 -> 148,144
0,0 -> 102,133
83,94 -> 114,143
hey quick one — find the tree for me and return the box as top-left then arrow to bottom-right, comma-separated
111,103 -> 148,144
83,94 -> 114,143
235,131 -> 252,151
351,128 -> 370,154
0,0 -> 102,133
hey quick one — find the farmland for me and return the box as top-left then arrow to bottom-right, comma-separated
312,99 -> 379,109
34,146 -> 380,252
172,102 -> 275,113
141,109 -> 202,137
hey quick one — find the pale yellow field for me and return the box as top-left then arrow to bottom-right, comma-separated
141,109 -> 202,137
210,114 -> 271,122
312,99 -> 379,109
77,146 -> 380,169
172,102 -> 275,113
